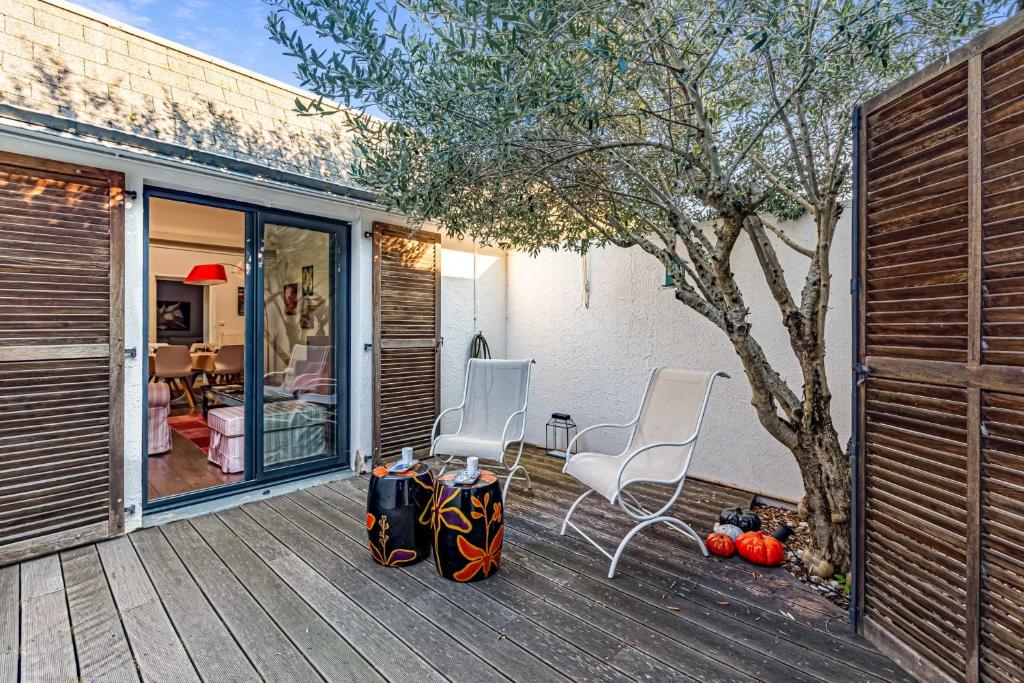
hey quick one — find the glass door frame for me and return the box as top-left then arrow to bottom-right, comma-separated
142,187 -> 351,512
252,211 -> 350,480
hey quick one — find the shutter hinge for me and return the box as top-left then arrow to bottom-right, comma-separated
853,362 -> 871,387
850,276 -> 860,295
125,347 -> 137,358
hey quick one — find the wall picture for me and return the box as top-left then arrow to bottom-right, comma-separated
283,282 -> 299,315
301,265 -> 314,297
156,301 -> 190,331
237,287 -> 244,316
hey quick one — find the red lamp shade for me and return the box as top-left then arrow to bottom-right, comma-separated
184,263 -> 228,285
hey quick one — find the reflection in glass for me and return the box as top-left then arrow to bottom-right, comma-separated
262,223 -> 336,468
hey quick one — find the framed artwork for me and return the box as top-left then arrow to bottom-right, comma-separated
301,265 -> 314,297
156,301 -> 190,331
237,287 -> 244,316
283,283 -> 299,315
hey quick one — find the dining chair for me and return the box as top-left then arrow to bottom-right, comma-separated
209,344 -> 244,385
153,345 -> 197,413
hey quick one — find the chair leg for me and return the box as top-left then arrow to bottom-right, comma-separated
502,465 -> 531,500
182,376 -> 196,413
436,455 -> 457,480
560,489 -> 594,536
608,516 -> 708,579
501,440 -> 530,498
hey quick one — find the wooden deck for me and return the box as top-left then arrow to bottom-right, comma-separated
2,450 -> 911,682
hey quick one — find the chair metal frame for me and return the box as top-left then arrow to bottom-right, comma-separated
429,358 -> 534,499
560,368 -> 729,578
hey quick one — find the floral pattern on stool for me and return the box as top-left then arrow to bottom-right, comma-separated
366,463 -> 434,567
431,470 -> 504,582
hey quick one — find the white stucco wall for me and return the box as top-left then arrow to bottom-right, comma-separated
439,237 -> 508,431
506,214 -> 853,503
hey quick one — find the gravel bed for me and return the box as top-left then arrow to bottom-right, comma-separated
752,503 -> 851,611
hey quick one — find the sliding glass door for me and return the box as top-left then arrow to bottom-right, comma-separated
143,189 -> 349,511
255,215 -> 346,476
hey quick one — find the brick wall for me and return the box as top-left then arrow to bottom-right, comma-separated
0,0 -> 354,183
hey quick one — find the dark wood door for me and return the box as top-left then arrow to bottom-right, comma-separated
372,222 -> 441,463
0,151 -> 125,565
855,16 -> 1024,683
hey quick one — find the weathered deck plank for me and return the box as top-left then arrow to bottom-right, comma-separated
278,491 -> 688,683
220,505 -> 446,683
19,554 -> 77,683
60,545 -> 139,683
326,479 -> 761,683
6,452 -> 912,683
251,496 -> 510,682
96,536 -> 200,683
280,490 -> 575,682
301,484 -> 655,683
131,527 -> 259,682
188,512 -> 384,683
0,564 -> 18,682
159,520 -> 324,683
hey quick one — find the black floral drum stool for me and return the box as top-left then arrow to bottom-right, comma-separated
431,470 -> 504,582
366,463 -> 434,567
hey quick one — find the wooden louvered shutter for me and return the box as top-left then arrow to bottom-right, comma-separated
372,222 -> 440,463
979,30 -> 1024,683
0,152 -> 125,565
857,18 -> 1024,683
859,64 -> 972,682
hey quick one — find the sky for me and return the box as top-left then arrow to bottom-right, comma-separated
73,0 -> 305,88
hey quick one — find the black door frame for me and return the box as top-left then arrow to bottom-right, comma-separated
142,186 -> 351,512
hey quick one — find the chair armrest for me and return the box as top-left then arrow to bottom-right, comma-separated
430,404 -> 465,444
499,408 -> 528,458
563,421 -> 637,471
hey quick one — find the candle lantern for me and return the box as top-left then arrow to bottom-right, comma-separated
545,412 -> 578,458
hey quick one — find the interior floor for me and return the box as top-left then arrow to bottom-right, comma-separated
147,402 -> 243,501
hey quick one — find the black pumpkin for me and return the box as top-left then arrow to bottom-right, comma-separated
719,506 -> 762,532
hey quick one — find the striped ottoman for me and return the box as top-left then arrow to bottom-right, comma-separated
207,406 -> 245,473
207,401 -> 329,473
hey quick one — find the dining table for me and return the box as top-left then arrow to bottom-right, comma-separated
147,351 -> 217,377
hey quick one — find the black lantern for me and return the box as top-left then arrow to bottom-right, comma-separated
545,412 -> 578,458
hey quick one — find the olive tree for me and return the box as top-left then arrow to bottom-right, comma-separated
268,0 -> 1008,575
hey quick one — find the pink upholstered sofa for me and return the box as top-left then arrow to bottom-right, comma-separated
148,382 -> 172,454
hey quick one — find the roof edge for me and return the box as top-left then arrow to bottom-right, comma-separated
0,102 -> 381,204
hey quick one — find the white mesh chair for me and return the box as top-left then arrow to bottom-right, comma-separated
561,368 -> 728,578
430,359 -> 534,498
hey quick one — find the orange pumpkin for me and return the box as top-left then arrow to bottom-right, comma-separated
705,532 -> 735,557
735,531 -> 785,566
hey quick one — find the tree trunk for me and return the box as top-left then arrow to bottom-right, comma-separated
724,323 -> 851,577
792,406 -> 851,577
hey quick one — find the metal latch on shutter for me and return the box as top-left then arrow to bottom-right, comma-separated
853,363 -> 871,387
125,347 -> 137,358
